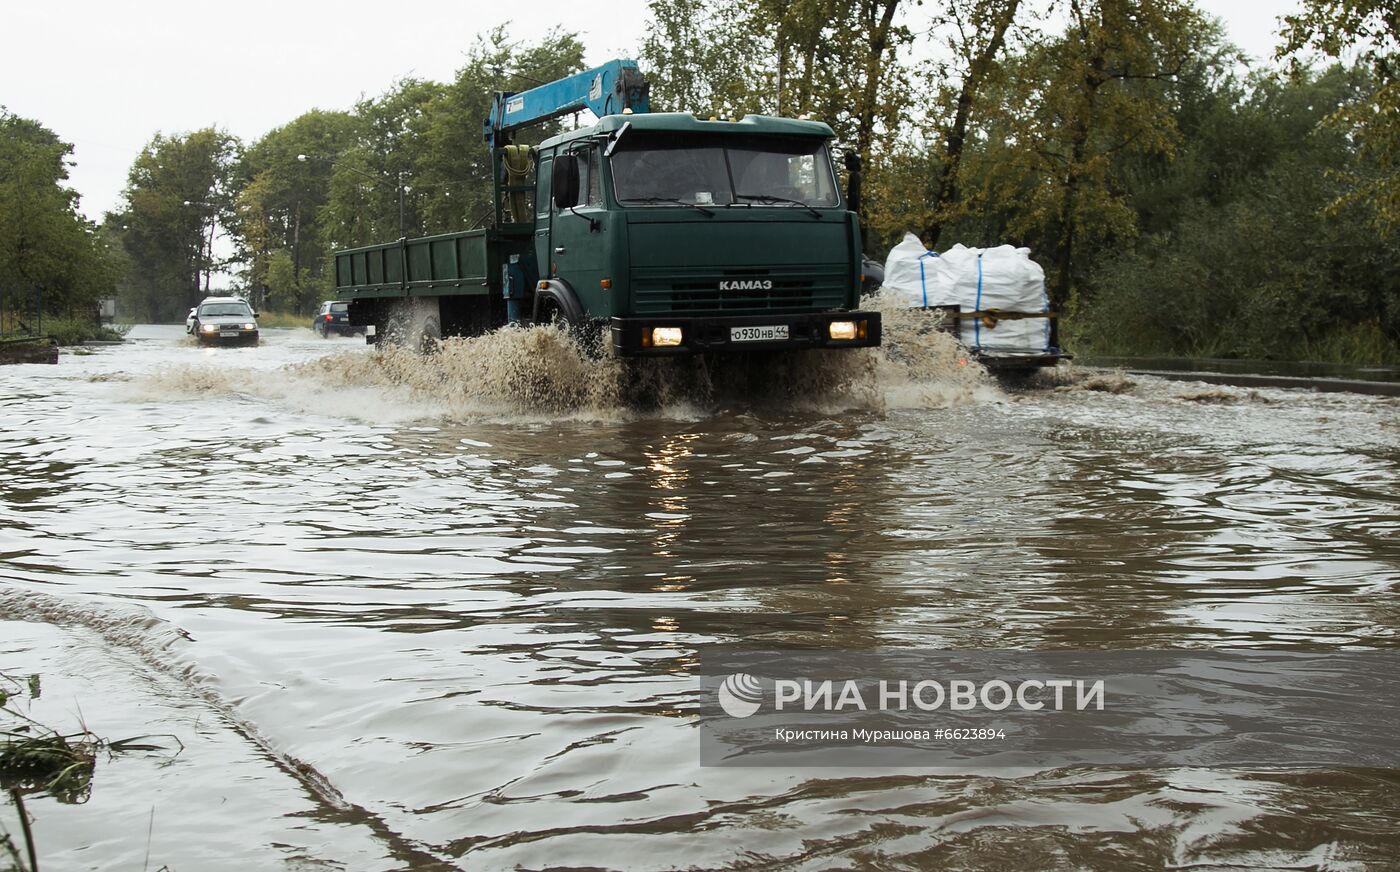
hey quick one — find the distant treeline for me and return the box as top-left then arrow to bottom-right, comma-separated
2,1 -> 1395,363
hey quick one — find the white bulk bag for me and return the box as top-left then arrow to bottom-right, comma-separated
882,233 -> 1050,353
881,233 -> 940,306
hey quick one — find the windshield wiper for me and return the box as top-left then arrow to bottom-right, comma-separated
735,193 -> 821,218
618,196 -> 714,217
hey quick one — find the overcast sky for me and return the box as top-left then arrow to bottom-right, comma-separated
3,0 -> 1301,223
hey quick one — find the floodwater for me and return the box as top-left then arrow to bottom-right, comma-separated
2,317 -> 1398,871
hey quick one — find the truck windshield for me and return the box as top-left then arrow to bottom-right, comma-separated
611,134 -> 839,209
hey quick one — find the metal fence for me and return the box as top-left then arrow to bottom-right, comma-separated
0,286 -> 43,339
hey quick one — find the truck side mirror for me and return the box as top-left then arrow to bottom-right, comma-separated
844,151 -> 862,216
552,154 -> 580,210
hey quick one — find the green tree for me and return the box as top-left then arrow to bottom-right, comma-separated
862,0 -> 1032,251
1280,0 -> 1400,235
319,77 -> 448,247
411,26 -> 585,238
967,0 -> 1214,310
316,27 -> 585,250
641,0 -> 752,114
0,109 -> 116,319
114,128 -> 241,320
1077,65 -> 1400,362
919,0 -> 1024,248
642,0 -> 912,232
234,109 -> 360,312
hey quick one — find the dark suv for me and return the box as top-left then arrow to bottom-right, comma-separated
313,301 -> 362,337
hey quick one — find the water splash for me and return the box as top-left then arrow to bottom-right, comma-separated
1036,365 -> 1138,395
130,293 -> 997,422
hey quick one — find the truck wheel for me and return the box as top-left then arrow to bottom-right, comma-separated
537,299 -> 564,329
538,301 -> 604,356
418,317 -> 441,355
382,299 -> 441,354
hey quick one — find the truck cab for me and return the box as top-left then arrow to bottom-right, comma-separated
334,60 -> 880,358
533,113 -> 878,355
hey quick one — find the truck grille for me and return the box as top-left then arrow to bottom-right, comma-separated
631,266 -> 850,315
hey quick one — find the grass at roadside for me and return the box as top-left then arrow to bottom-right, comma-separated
2,670 -> 180,871
1066,316 -> 1400,367
1297,320 -> 1400,366
255,310 -> 309,329
36,318 -> 131,346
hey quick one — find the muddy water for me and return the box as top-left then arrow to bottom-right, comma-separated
2,320 -> 1399,870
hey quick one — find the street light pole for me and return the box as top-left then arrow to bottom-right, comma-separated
298,154 -> 405,238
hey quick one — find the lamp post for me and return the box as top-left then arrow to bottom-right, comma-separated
297,154 -> 405,238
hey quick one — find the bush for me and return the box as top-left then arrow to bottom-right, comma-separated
38,317 -> 130,346
254,310 -> 308,329
1074,150 -> 1400,365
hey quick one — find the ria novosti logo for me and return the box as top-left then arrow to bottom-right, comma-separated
715,674 -> 1106,719
717,673 -> 764,718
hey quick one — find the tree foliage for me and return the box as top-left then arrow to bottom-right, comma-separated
234,109 -> 360,312
919,0 -> 1025,248
229,26 -> 584,314
0,109 -> 116,317
972,0 -> 1216,309
69,10 -> 1396,361
642,0 -> 914,217
1281,0 -> 1400,235
111,128 -> 241,321
1077,65 -> 1399,360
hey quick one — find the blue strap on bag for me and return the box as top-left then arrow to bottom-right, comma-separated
973,253 -> 984,349
916,249 -> 938,308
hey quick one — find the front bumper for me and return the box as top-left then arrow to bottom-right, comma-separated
611,312 -> 882,357
198,329 -> 259,344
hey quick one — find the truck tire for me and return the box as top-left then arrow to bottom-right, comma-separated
532,282 -> 585,328
382,298 -> 442,354
537,298 -> 606,357
537,297 -> 563,327
419,317 -> 441,355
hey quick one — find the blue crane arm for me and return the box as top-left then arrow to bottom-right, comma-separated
484,59 -> 650,147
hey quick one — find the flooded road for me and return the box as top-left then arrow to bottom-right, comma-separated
2,323 -> 1399,870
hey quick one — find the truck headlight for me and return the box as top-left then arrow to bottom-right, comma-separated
828,320 -> 860,340
651,327 -> 683,347
243,323 -> 256,330
200,324 -> 217,333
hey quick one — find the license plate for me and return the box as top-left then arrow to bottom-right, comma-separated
730,324 -> 789,343
220,330 -> 238,337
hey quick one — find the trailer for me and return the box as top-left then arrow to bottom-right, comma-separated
874,235 -> 1071,379
334,59 -> 881,358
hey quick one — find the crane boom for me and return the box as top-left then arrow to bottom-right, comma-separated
484,59 -> 650,148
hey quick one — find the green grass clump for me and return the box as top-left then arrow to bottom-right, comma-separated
24,318 -> 131,347
254,310 -> 311,329
1298,319 -> 1400,366
1,672 -> 96,804
2,671 -> 180,871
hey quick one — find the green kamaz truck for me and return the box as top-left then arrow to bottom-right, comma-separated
333,59 -> 881,357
